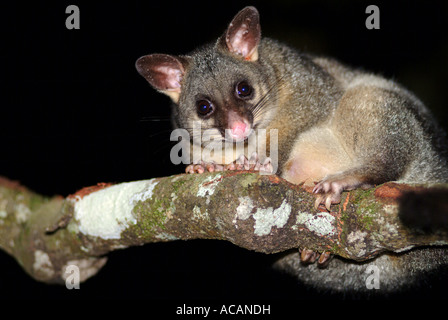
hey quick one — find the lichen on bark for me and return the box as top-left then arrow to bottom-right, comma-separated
0,172 -> 446,284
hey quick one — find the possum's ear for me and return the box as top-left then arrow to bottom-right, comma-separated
223,6 -> 261,61
135,54 -> 187,103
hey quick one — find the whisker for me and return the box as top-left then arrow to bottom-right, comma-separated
146,129 -> 174,139
250,76 -> 285,114
250,75 -> 288,124
140,117 -> 171,122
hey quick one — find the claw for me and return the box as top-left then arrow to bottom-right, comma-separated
225,162 -> 236,171
313,173 -> 369,211
299,249 -> 333,267
312,184 -> 322,194
193,163 -> 205,174
205,161 -> 215,172
249,152 -> 259,169
313,180 -> 343,211
314,194 -> 324,210
235,155 -> 247,170
185,165 -> 193,174
300,248 -> 318,263
325,196 -> 332,212
261,157 -> 273,174
317,251 -> 332,268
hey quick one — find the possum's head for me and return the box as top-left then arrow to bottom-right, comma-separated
136,6 -> 278,145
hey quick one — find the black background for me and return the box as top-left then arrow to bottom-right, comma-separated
0,0 -> 447,300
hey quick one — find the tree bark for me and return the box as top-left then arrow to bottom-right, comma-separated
0,172 -> 446,284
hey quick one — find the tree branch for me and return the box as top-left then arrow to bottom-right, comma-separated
0,172 -> 446,284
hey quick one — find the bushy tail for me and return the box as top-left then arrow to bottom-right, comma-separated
399,188 -> 448,233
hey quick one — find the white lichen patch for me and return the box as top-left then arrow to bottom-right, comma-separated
252,199 -> 291,236
129,179 -> 159,204
346,230 -> 368,257
383,222 -> 399,237
170,175 -> 182,183
383,204 -> 398,215
73,179 -> 158,240
394,245 -> 416,253
15,203 -> 32,223
347,230 -> 368,243
0,210 -> 6,225
196,174 -> 222,204
155,232 -> 180,241
376,216 -> 399,239
191,205 -> 210,222
233,196 -> 255,225
192,205 -> 201,219
33,250 -> 54,278
165,192 -> 178,219
0,199 -> 8,220
296,211 -> 336,237
215,216 -> 227,232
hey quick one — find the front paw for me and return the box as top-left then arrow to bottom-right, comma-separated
312,178 -> 345,211
185,161 -> 225,174
312,172 -> 370,211
225,153 -> 274,174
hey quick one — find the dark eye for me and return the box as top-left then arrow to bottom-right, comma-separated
196,99 -> 213,116
236,81 -> 253,98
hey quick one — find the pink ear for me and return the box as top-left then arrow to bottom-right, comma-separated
225,6 -> 261,61
136,54 -> 185,92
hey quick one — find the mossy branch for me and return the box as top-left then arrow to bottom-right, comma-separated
0,172 -> 446,284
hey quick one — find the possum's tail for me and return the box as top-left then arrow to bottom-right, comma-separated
399,188 -> 448,233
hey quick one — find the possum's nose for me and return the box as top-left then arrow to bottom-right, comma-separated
226,110 -> 252,141
232,122 -> 247,136
229,120 -> 251,141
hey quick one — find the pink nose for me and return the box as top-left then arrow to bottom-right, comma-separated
232,122 -> 247,136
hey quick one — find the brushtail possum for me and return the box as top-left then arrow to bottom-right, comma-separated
136,7 -> 448,293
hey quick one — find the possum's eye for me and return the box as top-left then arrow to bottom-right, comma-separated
196,99 -> 214,116
236,81 -> 253,98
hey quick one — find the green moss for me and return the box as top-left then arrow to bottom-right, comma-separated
352,188 -> 381,231
330,242 -> 343,256
351,187 -> 375,203
129,193 -> 173,239
238,173 -> 259,189
28,193 -> 48,211
170,176 -> 188,193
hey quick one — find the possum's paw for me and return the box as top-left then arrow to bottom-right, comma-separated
225,153 -> 273,174
312,173 -> 371,211
185,161 -> 225,174
312,180 -> 344,211
300,248 -> 332,268
186,153 -> 273,174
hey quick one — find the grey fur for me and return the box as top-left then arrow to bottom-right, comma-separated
274,247 -> 448,296
136,6 -> 448,294
171,36 -> 448,184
